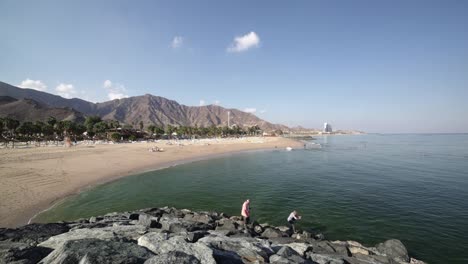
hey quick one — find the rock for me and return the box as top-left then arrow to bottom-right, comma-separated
261,228 -> 284,238
184,213 -> 213,224
215,219 -> 238,232
253,225 -> 264,234
0,223 -> 70,245
348,246 -> 370,256
281,242 -> 311,256
186,231 -> 209,243
278,226 -> 293,235
306,252 -> 346,264
268,237 -> 297,245
39,238 -> 154,264
38,228 -> 118,249
345,253 -> 392,264
410,258 -> 427,264
198,234 -> 274,263
144,251 -> 201,264
138,214 -> 160,228
0,241 -> 53,264
129,213 -> 140,220
310,241 -> 338,254
273,246 -> 311,263
138,233 -> 216,264
376,239 -> 409,262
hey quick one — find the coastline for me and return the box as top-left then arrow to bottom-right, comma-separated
0,137 -> 302,228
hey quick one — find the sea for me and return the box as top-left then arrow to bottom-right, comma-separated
35,134 -> 468,264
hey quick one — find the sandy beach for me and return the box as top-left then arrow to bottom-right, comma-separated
0,137 -> 301,228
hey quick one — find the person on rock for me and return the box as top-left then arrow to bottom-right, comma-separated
287,210 -> 302,233
241,199 -> 250,228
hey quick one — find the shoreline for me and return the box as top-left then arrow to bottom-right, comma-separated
27,147 -> 288,225
0,137 -> 302,228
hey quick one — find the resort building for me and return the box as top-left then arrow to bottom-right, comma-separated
323,122 -> 333,133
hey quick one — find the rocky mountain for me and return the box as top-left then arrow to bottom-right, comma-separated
0,96 -> 85,123
0,81 -> 287,131
0,206 -> 426,263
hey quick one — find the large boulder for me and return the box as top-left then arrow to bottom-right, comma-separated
38,228 -> 118,249
144,251 -> 201,264
215,219 -> 238,232
198,234 -> 274,263
138,233 -> 216,264
0,223 -> 70,245
0,241 -> 53,264
183,213 -> 213,224
39,238 -> 154,264
138,214 -> 160,228
268,246 -> 311,263
376,239 -> 409,262
261,228 -> 285,238
306,252 -> 346,264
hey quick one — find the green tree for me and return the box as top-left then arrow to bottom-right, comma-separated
84,116 -> 102,132
110,132 -> 121,142
139,121 -> 144,131
47,116 -> 57,127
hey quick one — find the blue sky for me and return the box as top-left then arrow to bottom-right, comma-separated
1,0 -> 467,133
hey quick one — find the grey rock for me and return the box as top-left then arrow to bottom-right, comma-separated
268,237 -> 297,245
129,213 -> 140,220
253,224 -> 264,235
306,252 -> 346,264
0,223 -> 70,245
138,214 -> 160,228
261,228 -> 285,238
198,234 -> 274,263
144,251 -> 201,264
0,241 -> 53,264
215,219 -> 238,232
39,238 -> 154,264
310,241 -> 338,254
274,246 -> 312,263
38,228 -> 118,249
345,254 -> 391,264
186,231 -> 209,243
376,239 -> 409,262
183,213 -> 213,224
138,233 -> 216,264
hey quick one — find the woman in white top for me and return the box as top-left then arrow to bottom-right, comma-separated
287,210 -> 301,233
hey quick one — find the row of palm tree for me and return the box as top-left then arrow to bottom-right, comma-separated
0,115 -> 266,146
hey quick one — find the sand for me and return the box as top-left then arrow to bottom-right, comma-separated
0,137 -> 301,228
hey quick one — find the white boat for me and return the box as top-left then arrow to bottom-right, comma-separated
286,147 -> 293,151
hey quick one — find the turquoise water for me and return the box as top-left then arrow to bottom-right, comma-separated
36,134 -> 468,263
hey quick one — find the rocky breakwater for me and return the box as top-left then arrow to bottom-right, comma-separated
0,207 -> 426,264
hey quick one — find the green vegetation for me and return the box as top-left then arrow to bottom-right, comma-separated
0,116 -> 271,148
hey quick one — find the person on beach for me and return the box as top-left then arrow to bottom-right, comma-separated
241,199 -> 250,228
287,210 -> 301,233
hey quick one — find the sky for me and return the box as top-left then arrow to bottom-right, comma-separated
1,0 -> 467,133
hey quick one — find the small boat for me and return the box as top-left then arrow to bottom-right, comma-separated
286,147 -> 293,151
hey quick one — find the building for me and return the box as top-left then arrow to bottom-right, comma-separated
323,122 -> 332,133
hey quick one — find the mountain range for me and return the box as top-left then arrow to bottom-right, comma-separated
0,81 -> 287,131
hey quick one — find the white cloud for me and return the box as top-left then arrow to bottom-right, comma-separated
199,99 -> 205,106
103,80 -> 129,100
171,36 -> 184,49
227,31 -> 260,53
55,83 -> 76,98
19,78 -> 47,91
244,108 -> 257,113
214,100 -> 220,106
260,109 -> 267,114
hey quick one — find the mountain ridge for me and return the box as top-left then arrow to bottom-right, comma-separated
0,81 -> 287,131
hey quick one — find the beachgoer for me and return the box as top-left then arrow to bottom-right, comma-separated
241,199 -> 250,228
287,210 -> 301,233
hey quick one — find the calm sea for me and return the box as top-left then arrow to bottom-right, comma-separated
36,134 -> 468,263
